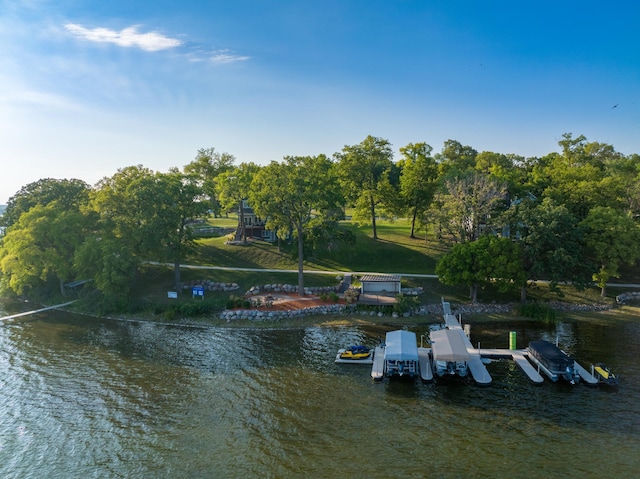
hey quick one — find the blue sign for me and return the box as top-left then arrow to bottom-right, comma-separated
192,286 -> 205,298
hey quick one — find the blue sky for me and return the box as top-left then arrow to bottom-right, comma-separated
1,0 -> 639,204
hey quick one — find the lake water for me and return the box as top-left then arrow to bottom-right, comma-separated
1,303 -> 639,479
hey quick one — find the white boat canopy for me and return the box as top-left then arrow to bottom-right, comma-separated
384,330 -> 419,362
430,329 -> 470,362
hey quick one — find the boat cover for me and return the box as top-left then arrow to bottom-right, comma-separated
430,329 -> 470,362
528,340 -> 572,370
384,330 -> 419,362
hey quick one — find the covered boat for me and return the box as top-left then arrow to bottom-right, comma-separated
430,328 -> 469,378
527,340 -> 580,384
383,330 -> 419,378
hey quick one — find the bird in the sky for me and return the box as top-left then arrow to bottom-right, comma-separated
612,104 -> 619,109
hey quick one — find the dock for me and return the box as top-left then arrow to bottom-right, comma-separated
573,361 -> 599,386
334,349 -> 374,364
511,351 -> 545,384
418,347 -> 433,382
467,353 -> 492,385
438,302 -> 492,385
367,299 -> 604,387
476,348 -> 544,383
371,345 -> 385,381
0,301 -> 77,321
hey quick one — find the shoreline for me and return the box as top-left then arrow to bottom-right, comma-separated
3,295 -> 635,331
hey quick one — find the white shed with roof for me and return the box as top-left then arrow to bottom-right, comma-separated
359,274 -> 401,295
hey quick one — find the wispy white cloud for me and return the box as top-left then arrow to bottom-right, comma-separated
64,23 -> 182,52
209,50 -> 251,64
187,48 -> 251,64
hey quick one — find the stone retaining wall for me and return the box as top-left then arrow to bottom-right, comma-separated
220,304 -> 347,321
220,300 -> 613,322
246,284 -> 339,296
180,280 -> 239,292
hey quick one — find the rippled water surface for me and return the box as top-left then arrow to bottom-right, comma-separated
1,303 -> 639,478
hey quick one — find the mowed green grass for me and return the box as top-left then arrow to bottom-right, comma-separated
190,218 -> 443,275
130,215 -> 635,309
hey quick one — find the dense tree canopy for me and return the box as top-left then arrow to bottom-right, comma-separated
436,235 -> 524,302
506,198 -> 592,302
336,135 -> 395,240
398,142 -> 438,238
249,155 -> 343,295
183,147 -> 235,217
1,134 -> 638,305
216,162 -> 261,242
430,171 -> 507,243
581,206 -> 640,297
1,178 -> 90,228
1,203 -> 87,296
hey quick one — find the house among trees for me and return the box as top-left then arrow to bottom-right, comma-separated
234,199 -> 278,242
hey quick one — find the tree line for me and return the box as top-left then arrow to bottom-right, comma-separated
1,133 -> 639,305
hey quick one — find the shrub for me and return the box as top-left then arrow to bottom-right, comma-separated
517,303 -> 556,322
226,294 -> 245,309
393,293 -> 420,314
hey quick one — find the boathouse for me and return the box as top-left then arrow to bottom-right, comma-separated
384,330 -> 419,378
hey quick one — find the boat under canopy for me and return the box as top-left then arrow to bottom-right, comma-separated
430,329 -> 470,362
384,330 -> 419,378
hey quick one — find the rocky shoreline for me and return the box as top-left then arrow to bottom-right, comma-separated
219,299 -> 614,322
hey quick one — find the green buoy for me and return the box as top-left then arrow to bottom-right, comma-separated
509,331 -> 517,350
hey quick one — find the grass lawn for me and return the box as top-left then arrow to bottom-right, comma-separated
189,219 -> 442,274
105,214 -> 639,324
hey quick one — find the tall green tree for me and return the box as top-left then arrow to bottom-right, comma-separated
398,142 -> 438,238
81,165 -> 206,297
436,235 -> 524,302
475,151 -> 527,201
581,206 -> 640,297
249,155 -> 343,296
78,165 -> 158,298
435,139 -> 478,177
336,135 -> 395,240
1,178 -> 90,228
74,235 -> 139,300
507,198 -> 592,302
89,165 -> 158,255
216,163 -> 261,243
156,169 -> 209,289
183,147 -> 235,217
534,133 -> 626,219
1,203 -> 87,296
430,171 -> 507,243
